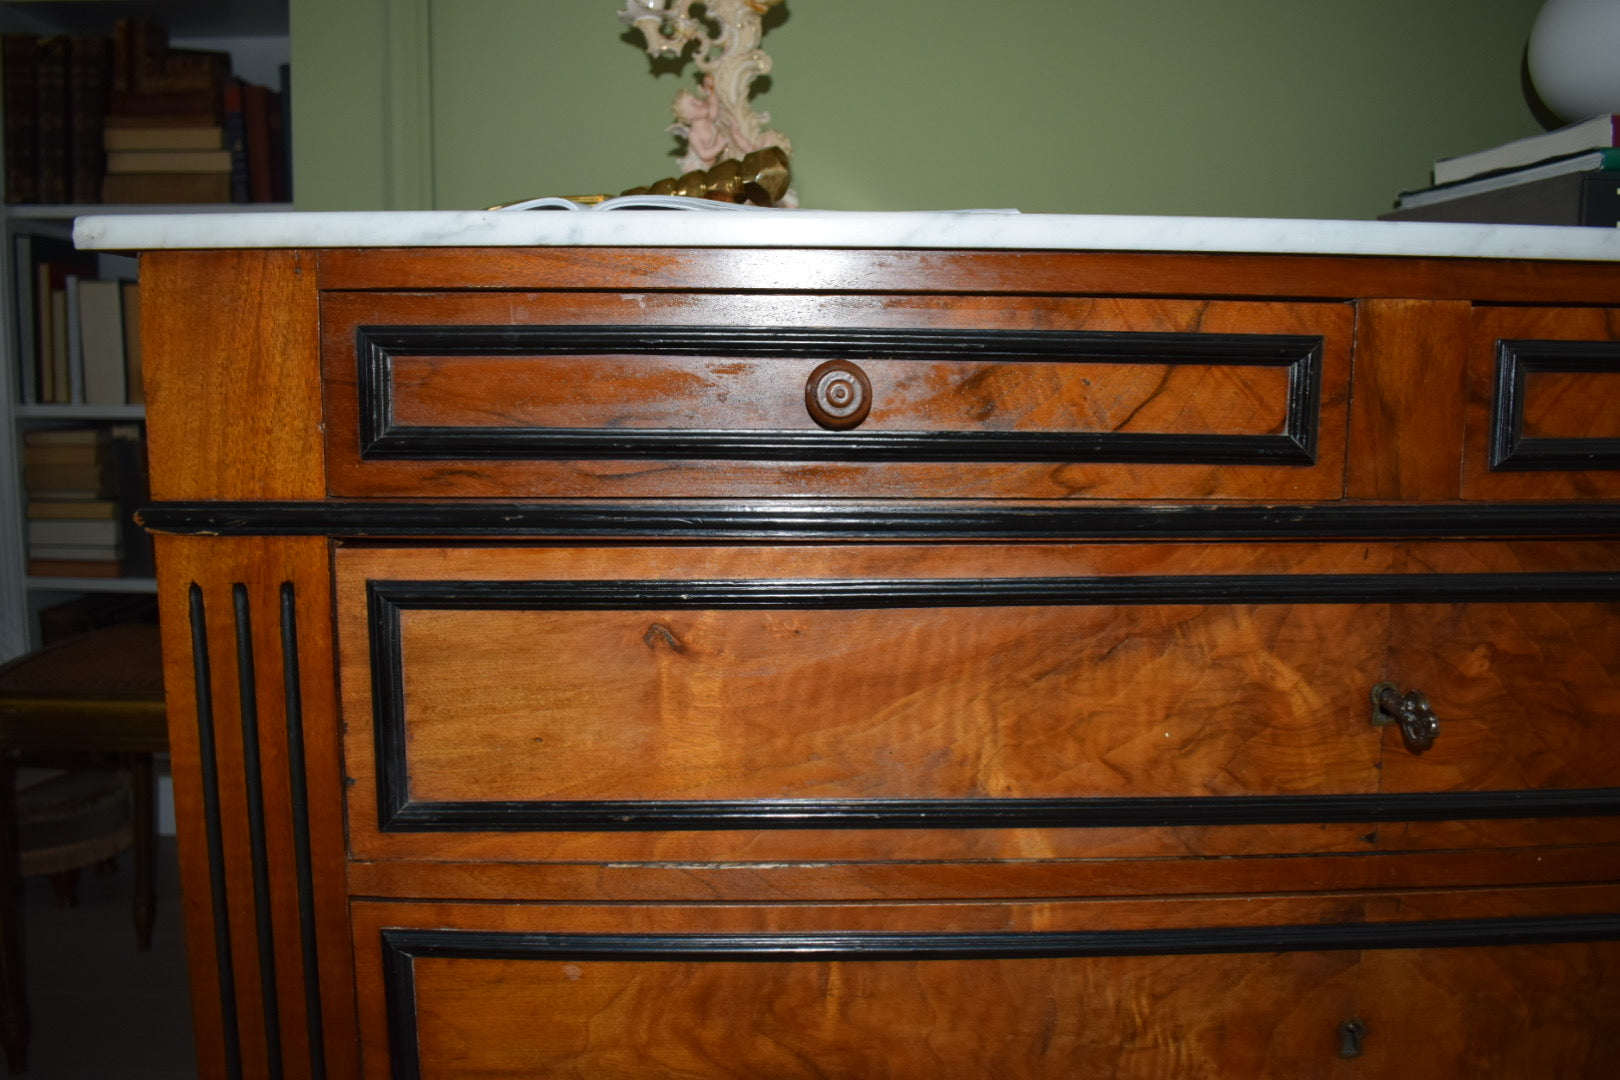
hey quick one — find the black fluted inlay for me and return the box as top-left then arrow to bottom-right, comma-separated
188,584 -> 242,1078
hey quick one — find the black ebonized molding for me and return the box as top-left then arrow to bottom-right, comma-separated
188,585 -> 242,1079
279,584 -> 326,1080
369,571 -> 1620,833
232,586 -> 283,1080
1493,339 -> 1620,471
379,788 -> 1620,833
377,915 -> 1620,1078
355,324 -> 1322,464
383,915 -> 1620,965
369,571 -> 1620,612
136,501 -> 1620,540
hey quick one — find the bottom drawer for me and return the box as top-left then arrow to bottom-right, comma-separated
354,901 -> 1620,1079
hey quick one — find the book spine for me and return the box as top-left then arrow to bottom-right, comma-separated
3,33 -> 39,203
34,36 -> 70,204
223,78 -> 250,202
68,35 -> 112,203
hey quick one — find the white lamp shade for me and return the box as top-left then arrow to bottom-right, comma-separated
1528,0 -> 1620,121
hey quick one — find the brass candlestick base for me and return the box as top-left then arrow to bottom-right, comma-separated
622,146 -> 791,206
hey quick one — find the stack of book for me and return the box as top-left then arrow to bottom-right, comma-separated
3,18 -> 290,205
21,424 -> 151,579
1382,114 -> 1620,225
102,19 -> 232,204
13,231 -> 141,404
22,426 -> 120,577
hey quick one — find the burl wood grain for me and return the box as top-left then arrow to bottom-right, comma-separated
319,291 -> 1350,501
1381,600 -> 1620,792
337,543 -> 1383,810
1346,299 -> 1469,501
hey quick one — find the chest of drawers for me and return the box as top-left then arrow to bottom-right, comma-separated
122,229 -> 1620,1078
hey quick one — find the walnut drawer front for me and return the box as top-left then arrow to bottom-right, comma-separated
319,292 -> 1352,500
350,896 -> 1620,1080
336,544 -> 1389,853
336,542 -> 1620,860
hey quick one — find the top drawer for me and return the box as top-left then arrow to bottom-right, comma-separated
320,292 -> 1351,500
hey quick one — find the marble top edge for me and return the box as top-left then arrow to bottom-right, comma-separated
71,209 -> 1620,261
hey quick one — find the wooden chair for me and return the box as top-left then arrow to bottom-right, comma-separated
0,622 -> 167,1075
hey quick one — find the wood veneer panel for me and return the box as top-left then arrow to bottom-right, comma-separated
1347,298 -> 1469,500
1381,600 -> 1620,792
316,247 -> 1620,306
1354,942 -> 1620,1077
142,250 -> 325,500
344,845 -> 1620,905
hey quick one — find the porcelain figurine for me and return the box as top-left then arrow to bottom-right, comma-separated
618,0 -> 793,187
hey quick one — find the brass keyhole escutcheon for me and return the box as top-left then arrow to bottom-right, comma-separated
1337,1018 -> 1367,1059
1370,681 -> 1440,755
805,359 -> 872,431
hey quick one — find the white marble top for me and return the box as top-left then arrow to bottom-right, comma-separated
72,208 -> 1620,261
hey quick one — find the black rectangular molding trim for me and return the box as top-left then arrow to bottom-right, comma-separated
136,501 -> 1620,540
1492,339 -> 1620,470
367,571 -> 1620,832
379,915 -> 1620,1080
355,324 -> 1323,464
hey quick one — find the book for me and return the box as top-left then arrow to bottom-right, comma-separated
105,148 -> 232,173
28,518 -> 120,546
23,460 -> 114,495
104,125 -> 223,151
3,33 -> 38,203
27,557 -> 125,578
1434,115 -> 1620,186
222,79 -> 249,202
34,36 -> 70,203
1382,168 -> 1620,226
243,81 -> 273,201
28,543 -> 121,561
77,278 -> 127,404
101,170 -> 231,203
68,35 -> 112,202
27,499 -> 119,519
122,280 -> 142,403
1392,148 -> 1620,210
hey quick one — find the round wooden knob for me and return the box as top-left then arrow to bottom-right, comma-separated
805,360 -> 872,430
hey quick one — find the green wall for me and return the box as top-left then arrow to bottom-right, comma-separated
292,0 -> 1551,219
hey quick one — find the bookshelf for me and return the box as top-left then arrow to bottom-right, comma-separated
0,1 -> 290,661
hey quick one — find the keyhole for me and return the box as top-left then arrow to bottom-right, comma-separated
1337,1018 -> 1367,1059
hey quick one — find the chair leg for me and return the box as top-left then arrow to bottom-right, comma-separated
0,753 -> 30,1074
130,754 -> 156,952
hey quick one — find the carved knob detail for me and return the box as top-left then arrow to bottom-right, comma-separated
805,360 -> 872,430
